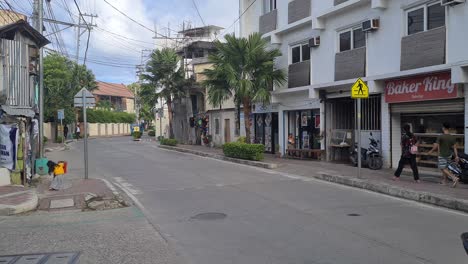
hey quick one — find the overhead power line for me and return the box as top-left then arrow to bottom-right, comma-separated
73,0 -> 91,65
216,0 -> 258,41
95,26 -> 161,47
191,0 -> 206,27
102,0 -> 174,41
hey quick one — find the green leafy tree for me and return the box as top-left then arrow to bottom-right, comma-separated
44,53 -> 97,124
203,33 -> 286,143
96,100 -> 112,111
141,48 -> 189,138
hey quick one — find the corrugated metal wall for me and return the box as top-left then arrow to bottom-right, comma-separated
1,39 -> 32,107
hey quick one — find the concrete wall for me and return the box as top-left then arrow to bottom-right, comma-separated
125,98 -> 135,114
208,109 -> 239,146
240,0 -> 263,37
447,3 -> 468,64
87,123 -> 130,137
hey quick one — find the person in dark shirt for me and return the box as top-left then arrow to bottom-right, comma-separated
393,124 -> 419,182
63,125 -> 69,140
428,122 -> 460,187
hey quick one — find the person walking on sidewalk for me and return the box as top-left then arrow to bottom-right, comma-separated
63,125 -> 69,140
75,123 -> 81,140
393,124 -> 420,182
428,122 -> 460,187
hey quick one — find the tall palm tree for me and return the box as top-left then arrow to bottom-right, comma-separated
141,48 -> 187,139
203,33 -> 286,143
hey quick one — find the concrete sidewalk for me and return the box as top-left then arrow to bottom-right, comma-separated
160,144 -> 468,213
0,186 -> 38,216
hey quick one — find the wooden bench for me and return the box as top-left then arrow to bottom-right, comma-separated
286,149 -> 323,160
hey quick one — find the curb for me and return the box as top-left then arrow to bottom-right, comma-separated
313,173 -> 468,213
158,145 -> 278,169
0,190 -> 38,216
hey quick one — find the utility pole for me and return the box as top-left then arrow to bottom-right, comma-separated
75,15 -> 80,63
33,0 -> 44,157
74,14 -> 97,64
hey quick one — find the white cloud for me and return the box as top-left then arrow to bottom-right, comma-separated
42,0 -> 238,83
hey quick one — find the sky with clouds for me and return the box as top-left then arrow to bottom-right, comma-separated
10,0 -> 239,85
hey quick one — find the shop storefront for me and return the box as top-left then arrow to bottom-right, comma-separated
286,109 -> 321,150
325,95 -> 382,162
252,104 -> 279,153
385,71 -> 465,169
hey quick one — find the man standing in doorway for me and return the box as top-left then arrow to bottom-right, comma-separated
428,122 -> 460,187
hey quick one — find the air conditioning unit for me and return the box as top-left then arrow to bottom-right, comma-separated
441,0 -> 465,6
362,19 -> 379,32
309,36 -> 320,47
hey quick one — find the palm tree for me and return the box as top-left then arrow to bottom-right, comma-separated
203,33 -> 286,143
141,48 -> 187,139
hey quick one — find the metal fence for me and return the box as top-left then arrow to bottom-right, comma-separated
0,39 -> 34,107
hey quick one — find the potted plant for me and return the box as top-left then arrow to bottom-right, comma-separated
133,131 -> 142,141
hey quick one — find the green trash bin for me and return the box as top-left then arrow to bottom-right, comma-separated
35,158 -> 49,175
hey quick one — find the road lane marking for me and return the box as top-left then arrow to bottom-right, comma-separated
99,178 -> 120,196
113,177 -> 142,195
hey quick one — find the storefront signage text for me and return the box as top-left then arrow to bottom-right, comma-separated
385,72 -> 457,103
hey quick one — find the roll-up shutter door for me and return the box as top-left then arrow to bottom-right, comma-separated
390,99 -> 464,114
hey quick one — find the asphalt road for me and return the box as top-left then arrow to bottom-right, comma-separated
62,137 -> 468,263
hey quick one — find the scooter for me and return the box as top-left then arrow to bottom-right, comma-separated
350,132 -> 383,170
447,153 -> 468,184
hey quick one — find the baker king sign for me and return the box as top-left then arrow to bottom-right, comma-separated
385,72 -> 458,103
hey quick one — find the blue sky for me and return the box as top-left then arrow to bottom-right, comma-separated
11,0 -> 239,85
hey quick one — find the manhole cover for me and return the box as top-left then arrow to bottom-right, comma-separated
347,213 -> 361,216
0,252 -> 80,264
190,212 -> 227,221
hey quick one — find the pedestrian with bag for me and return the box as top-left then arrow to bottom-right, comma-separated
393,124 -> 420,182
428,122 -> 460,187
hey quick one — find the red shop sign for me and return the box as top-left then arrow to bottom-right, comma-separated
385,72 -> 458,103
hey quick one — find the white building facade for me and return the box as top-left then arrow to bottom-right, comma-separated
240,0 -> 468,170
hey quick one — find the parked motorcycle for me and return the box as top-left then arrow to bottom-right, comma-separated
350,132 -> 383,170
447,153 -> 468,184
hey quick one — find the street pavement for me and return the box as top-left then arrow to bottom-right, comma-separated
4,136 -> 468,264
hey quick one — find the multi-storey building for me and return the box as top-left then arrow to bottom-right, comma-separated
240,0 -> 468,169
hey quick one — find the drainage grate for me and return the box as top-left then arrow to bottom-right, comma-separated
347,213 -> 361,216
0,252 -> 80,264
190,212 -> 227,221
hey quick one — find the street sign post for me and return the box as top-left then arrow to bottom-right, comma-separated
57,109 -> 64,143
351,78 -> 369,179
74,88 -> 95,180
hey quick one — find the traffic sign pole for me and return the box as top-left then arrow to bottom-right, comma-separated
351,78 -> 368,179
82,90 -> 89,180
357,98 -> 362,179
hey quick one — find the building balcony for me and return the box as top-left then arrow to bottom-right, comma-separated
259,9 -> 277,35
400,26 -> 446,71
335,47 -> 366,81
288,61 -> 310,88
288,0 -> 311,24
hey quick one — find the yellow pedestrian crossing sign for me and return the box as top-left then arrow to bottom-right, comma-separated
351,78 -> 369,99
